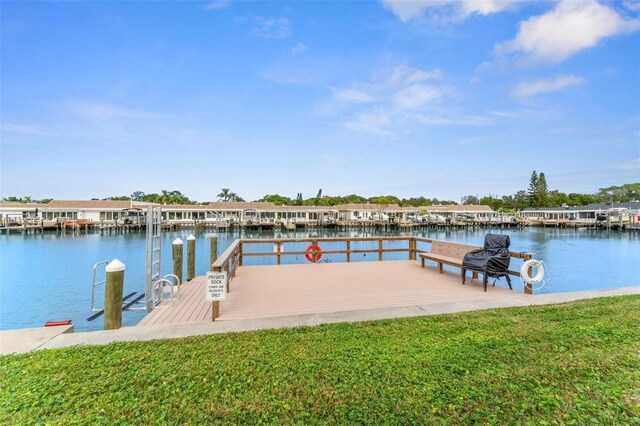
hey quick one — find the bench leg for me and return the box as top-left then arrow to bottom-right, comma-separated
438,263 -> 443,274
421,258 -> 424,268
472,271 -> 478,281
461,268 -> 466,284
483,273 -> 488,292
505,275 -> 512,290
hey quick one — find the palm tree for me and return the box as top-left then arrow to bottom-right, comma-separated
217,188 -> 244,202
218,188 -> 231,202
160,190 -> 170,205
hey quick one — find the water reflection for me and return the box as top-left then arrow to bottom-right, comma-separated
1,227 -> 637,331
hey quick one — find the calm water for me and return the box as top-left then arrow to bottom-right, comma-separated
1,228 -> 638,331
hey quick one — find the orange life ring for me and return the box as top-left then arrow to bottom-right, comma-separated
305,243 -> 322,262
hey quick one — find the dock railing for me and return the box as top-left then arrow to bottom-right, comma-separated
209,236 -> 534,319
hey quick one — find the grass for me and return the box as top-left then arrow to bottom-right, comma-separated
1,296 -> 639,425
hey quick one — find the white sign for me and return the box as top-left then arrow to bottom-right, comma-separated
206,271 -> 227,301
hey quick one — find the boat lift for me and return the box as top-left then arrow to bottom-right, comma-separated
88,206 -> 180,322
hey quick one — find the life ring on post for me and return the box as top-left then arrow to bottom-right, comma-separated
305,243 -> 322,263
521,259 -> 545,285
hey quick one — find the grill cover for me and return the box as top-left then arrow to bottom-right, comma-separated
462,234 -> 511,276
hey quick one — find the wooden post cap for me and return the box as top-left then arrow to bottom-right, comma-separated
187,234 -> 196,241
173,238 -> 183,245
105,258 -> 125,272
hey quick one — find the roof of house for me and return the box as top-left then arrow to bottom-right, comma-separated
0,202 -> 43,209
333,203 -> 402,210
205,202 -> 277,210
419,205 -> 493,212
42,200 -> 158,209
521,201 -> 640,212
0,199 -> 496,213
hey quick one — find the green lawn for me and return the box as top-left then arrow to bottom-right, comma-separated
1,296 -> 639,425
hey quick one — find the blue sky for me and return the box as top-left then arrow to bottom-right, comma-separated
1,0 -> 639,202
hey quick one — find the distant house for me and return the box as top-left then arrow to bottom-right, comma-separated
519,202 -> 640,222
0,199 -> 502,226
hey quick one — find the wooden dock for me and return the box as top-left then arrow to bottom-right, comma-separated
137,260 -> 524,327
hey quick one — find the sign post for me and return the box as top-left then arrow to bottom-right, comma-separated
206,271 -> 227,321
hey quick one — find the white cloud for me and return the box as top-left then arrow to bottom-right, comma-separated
496,0 -> 640,64
343,110 -> 392,135
323,65 -> 462,134
512,74 -> 585,97
292,42 -> 308,54
334,89 -> 374,103
250,17 -> 291,39
1,123 -> 48,135
608,157 -> 640,171
63,101 -> 158,120
394,84 -> 448,109
623,0 -> 640,12
203,0 -> 230,11
459,0 -> 514,17
380,0 -> 517,23
389,65 -> 442,85
380,0 -> 434,22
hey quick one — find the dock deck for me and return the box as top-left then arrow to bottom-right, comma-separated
137,260 -> 524,326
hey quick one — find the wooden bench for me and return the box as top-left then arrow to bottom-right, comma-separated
419,241 -> 477,275
419,240 -> 526,281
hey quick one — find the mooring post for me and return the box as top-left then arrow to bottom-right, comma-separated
187,234 -> 196,281
524,254 -> 533,295
212,265 -> 222,321
409,238 -> 415,260
173,238 -> 183,286
104,259 -> 125,330
210,236 -> 218,270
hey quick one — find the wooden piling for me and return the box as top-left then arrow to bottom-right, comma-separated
173,238 -> 183,286
409,238 -> 416,260
104,259 -> 125,330
187,234 -> 196,281
524,263 -> 533,295
212,265 -> 222,321
276,242 -> 282,265
210,236 -> 218,270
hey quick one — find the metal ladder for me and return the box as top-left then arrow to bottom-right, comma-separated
90,260 -> 108,312
145,206 -> 162,311
88,260 -> 146,321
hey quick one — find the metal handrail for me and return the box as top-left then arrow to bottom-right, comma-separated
162,274 -> 181,301
90,260 -> 109,312
151,278 -> 176,307
208,236 -> 533,294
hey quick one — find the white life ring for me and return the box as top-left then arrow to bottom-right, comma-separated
521,259 -> 545,285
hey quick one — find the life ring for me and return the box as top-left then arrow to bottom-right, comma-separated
521,259 -> 545,285
305,243 -> 322,262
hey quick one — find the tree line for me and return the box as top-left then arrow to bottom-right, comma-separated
462,172 -> 639,211
3,176 -> 638,210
